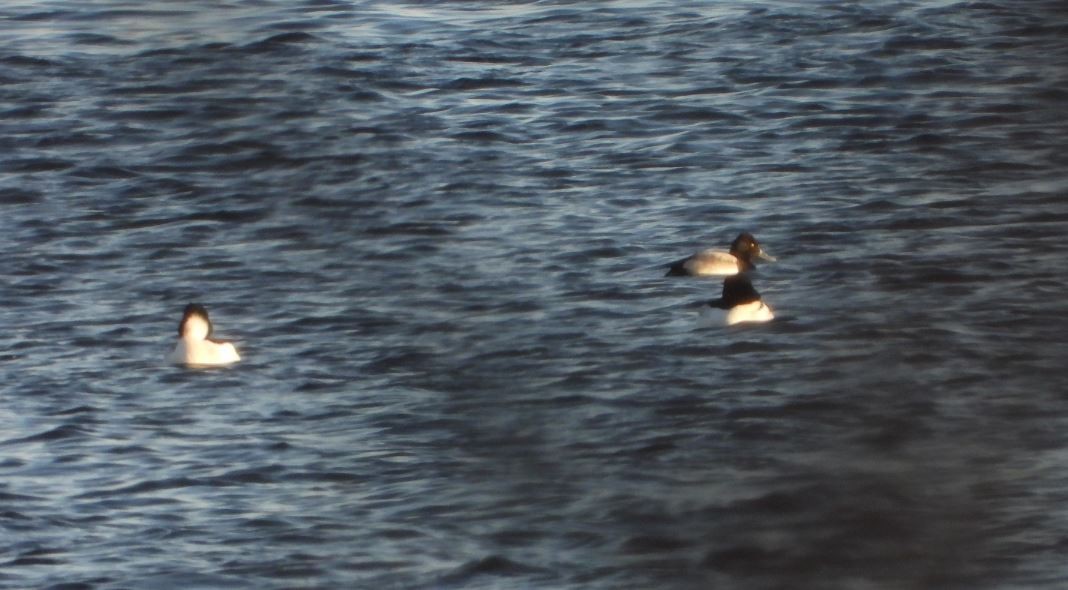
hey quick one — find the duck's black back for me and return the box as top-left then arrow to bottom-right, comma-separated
708,274 -> 762,309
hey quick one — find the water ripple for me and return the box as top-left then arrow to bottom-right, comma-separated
1,1 -> 1067,589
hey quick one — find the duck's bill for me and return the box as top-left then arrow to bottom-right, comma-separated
757,250 -> 777,262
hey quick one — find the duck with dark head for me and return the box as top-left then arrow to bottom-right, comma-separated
666,232 -> 775,277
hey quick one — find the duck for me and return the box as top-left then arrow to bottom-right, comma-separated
170,303 -> 241,366
702,273 -> 775,326
665,232 -> 775,277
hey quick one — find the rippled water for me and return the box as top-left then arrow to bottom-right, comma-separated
2,1 -> 1068,588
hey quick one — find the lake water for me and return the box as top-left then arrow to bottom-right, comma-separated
2,1 -> 1068,588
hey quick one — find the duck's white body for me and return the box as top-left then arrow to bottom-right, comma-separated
700,300 -> 775,326
666,232 -> 775,277
170,338 -> 241,366
171,304 -> 240,366
700,273 -> 775,327
725,300 -> 775,325
673,249 -> 744,277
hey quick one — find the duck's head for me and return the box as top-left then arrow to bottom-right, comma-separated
178,303 -> 213,341
729,232 -> 776,263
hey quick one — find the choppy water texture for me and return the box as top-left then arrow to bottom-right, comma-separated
2,1 -> 1068,588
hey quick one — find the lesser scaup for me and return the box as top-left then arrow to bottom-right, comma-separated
666,232 -> 775,277
702,274 -> 775,326
170,303 -> 241,366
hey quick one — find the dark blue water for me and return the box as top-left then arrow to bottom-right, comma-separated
2,1 -> 1068,588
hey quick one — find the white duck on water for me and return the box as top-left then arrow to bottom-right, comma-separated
170,303 -> 241,366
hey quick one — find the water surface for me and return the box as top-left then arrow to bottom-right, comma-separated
2,1 -> 1068,588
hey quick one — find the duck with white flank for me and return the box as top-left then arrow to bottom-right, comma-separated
170,303 -> 241,366
702,273 -> 775,326
666,232 -> 775,277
